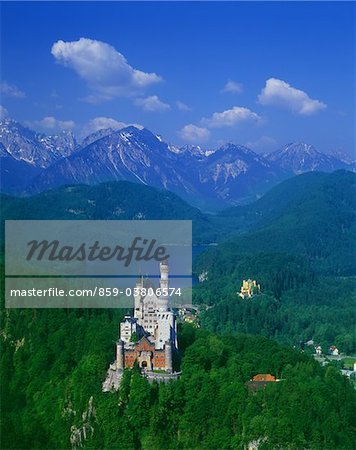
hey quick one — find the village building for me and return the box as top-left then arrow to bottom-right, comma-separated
178,307 -> 196,324
246,373 -> 280,392
329,345 -> 339,356
315,345 -> 322,356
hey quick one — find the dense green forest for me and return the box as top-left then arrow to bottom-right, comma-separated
193,171 -> 356,352
1,302 -> 355,449
195,275 -> 356,353
1,171 -> 356,448
193,251 -> 356,352
213,170 -> 356,275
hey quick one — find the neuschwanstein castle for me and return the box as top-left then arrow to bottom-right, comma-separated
103,260 -> 178,391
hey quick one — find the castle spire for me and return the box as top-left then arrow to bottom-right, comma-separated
159,259 -> 169,311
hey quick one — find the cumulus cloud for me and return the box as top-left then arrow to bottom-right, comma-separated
221,80 -> 243,94
51,38 -> 162,102
245,135 -> 277,153
258,78 -> 326,115
179,124 -> 211,143
176,100 -> 192,111
202,106 -> 262,128
27,116 -> 75,131
134,95 -> 170,112
81,117 -> 143,136
0,81 -> 26,98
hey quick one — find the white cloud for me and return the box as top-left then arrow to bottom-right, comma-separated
179,124 -> 210,143
27,116 -> 75,131
221,80 -> 243,94
81,117 -> 143,136
176,100 -> 192,111
134,95 -> 170,112
202,106 -> 262,128
51,38 -> 162,102
0,105 -> 9,119
245,136 -> 277,153
258,78 -> 326,115
0,81 -> 26,98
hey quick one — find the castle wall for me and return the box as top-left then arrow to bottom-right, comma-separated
116,340 -> 124,370
120,339 -> 169,370
124,350 -> 137,368
153,350 -> 166,369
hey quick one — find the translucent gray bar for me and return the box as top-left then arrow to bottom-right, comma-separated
5,220 -> 192,276
5,277 -> 192,308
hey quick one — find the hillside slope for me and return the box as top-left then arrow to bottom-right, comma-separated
215,170 -> 355,274
0,181 -> 214,244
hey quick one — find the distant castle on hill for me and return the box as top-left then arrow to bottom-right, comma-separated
103,260 -> 179,391
238,279 -> 261,299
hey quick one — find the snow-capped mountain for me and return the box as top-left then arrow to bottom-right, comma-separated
266,142 -> 350,174
325,149 -> 355,166
29,129 -> 289,208
197,143 -> 288,204
177,145 -> 215,159
39,130 -> 79,159
0,119 -> 79,168
0,118 -> 353,209
0,142 -> 42,193
81,128 -> 117,148
30,126 -> 199,200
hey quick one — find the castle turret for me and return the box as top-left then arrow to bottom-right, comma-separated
165,340 -> 172,372
160,259 -> 169,290
116,339 -> 124,371
158,259 -> 169,311
133,276 -> 144,319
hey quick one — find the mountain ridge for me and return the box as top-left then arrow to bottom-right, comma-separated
0,118 -> 353,210
265,142 -> 350,174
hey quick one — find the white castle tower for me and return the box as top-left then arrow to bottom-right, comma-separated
156,259 -> 177,350
157,259 -> 169,311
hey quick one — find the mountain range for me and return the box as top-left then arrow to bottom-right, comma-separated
0,118 -> 353,210
265,142 -> 352,174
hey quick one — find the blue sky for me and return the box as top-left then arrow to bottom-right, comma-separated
1,1 -> 355,155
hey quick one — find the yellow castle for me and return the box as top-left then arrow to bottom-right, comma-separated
238,279 -> 261,299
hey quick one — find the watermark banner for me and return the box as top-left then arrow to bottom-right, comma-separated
5,220 -> 192,308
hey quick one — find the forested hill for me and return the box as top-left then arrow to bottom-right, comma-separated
193,170 -> 356,352
1,305 -> 355,449
1,172 -> 356,448
0,181 -> 203,220
211,170 -> 356,275
219,170 -> 355,225
2,170 -> 355,255
0,181 -> 214,244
